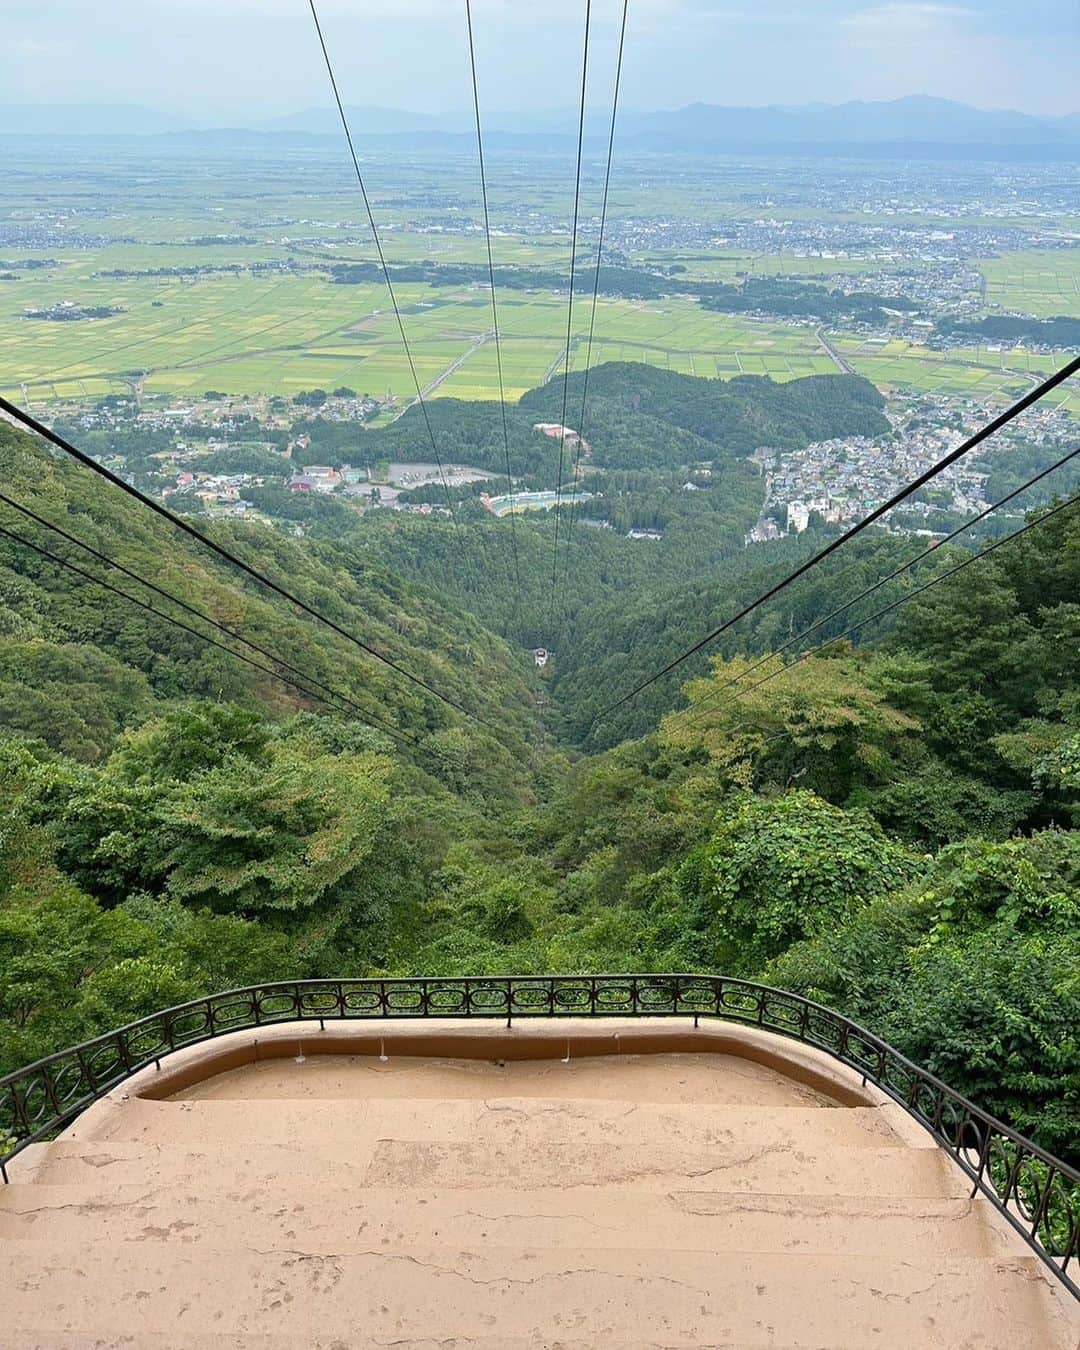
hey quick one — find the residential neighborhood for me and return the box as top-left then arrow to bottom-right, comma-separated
746,392 -> 1075,542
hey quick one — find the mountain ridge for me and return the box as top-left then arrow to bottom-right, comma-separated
4,95 -> 1078,151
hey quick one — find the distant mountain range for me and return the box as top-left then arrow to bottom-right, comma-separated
254,96 -> 1080,148
261,105 -> 454,136
3,96 -> 1079,156
616,98 -> 1080,147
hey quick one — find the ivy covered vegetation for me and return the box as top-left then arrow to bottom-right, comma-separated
0,410 -> 1077,1164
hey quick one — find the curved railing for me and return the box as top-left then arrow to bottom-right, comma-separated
1,973 -> 1076,1297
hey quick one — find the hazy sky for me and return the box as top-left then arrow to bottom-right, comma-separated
6,0 -> 1079,121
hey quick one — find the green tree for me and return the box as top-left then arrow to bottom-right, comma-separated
768,832 -> 1080,1159
681,790 -> 919,976
662,650 -> 920,802
162,742 -> 392,915
108,702 -> 269,786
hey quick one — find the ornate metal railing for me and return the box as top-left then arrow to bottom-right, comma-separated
1,973 -> 1076,1297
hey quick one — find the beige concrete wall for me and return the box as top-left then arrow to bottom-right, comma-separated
58,1017 -> 888,1135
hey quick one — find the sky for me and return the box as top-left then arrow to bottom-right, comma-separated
5,0 -> 1079,123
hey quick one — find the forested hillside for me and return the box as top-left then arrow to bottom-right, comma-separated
356,472 -> 770,659
345,365 -> 890,675
518,364 -> 890,464
1,403 -> 1077,1166
518,364 -> 891,459
0,422 -> 538,791
347,364 -> 890,477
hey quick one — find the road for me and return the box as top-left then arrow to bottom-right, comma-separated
399,331 -> 496,408
815,326 -> 854,374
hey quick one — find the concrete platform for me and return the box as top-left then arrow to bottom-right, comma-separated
2,1017 -> 1076,1348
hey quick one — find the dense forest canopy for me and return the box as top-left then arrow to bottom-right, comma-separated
936,314 -> 1080,349
0,362 -> 1077,1167
348,364 -> 889,478
0,422 -> 538,786
517,364 -> 891,461
698,277 -> 920,325
327,259 -> 922,328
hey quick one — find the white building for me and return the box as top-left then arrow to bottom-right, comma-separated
787,501 -> 811,533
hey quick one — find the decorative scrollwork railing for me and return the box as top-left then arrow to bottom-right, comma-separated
0,973 -> 1076,1297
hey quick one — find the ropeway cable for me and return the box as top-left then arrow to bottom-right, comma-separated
679,442 -> 1080,726
678,491 -> 1080,732
308,0 -> 461,530
561,0 -> 630,589
0,489 -> 419,745
0,519 -> 420,749
548,0 -> 593,632
0,392 -> 477,722
465,0 -> 522,604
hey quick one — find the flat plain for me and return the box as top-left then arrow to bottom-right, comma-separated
1,140 -> 1076,413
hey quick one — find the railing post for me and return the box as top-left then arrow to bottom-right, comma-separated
39,1065 -> 63,1120
75,1048 -> 97,1096
969,1118 -> 992,1198
1027,1167 -> 1055,1245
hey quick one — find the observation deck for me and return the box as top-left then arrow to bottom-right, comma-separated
2,1011 -> 1077,1348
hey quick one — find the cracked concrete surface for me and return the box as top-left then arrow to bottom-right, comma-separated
1,1019 -> 1076,1348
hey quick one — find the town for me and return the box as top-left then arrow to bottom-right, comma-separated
748,392 -> 1074,542
19,375 -> 1072,550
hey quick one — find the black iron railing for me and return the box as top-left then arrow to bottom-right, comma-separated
1,973 -> 1076,1297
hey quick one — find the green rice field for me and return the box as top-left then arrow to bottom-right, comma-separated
0,140 -> 1075,414
979,250 -> 1080,319
836,334 -> 1080,415
0,257 -> 841,404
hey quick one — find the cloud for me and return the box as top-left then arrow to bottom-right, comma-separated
842,3 -> 977,39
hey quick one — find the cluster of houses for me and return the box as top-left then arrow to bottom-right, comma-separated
745,392 -> 1076,546
161,456 -> 466,521
164,471 -> 256,517
164,462 -> 372,515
